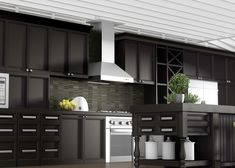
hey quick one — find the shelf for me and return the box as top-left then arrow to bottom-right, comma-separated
139,159 -> 210,167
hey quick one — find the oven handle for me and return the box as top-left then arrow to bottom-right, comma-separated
110,128 -> 132,135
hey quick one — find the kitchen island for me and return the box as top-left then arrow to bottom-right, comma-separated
131,103 -> 235,168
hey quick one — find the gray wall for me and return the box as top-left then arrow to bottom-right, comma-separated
50,77 -> 145,112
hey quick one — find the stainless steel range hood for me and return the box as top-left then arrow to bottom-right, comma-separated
88,21 -> 134,83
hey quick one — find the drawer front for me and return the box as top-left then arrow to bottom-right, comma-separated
42,125 -> 60,136
19,125 -> 39,137
42,114 -> 60,124
19,114 -> 40,123
138,113 -> 178,135
41,141 -> 59,159
18,141 -> 39,160
0,124 -> 16,136
0,141 -> 16,160
0,114 -> 16,122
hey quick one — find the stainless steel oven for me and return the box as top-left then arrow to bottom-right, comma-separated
105,116 -> 133,163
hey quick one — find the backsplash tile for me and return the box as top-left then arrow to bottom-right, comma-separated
50,77 -> 144,111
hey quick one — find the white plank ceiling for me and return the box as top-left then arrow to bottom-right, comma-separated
0,0 -> 235,52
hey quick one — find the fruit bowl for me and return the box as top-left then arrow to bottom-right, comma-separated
58,99 -> 76,111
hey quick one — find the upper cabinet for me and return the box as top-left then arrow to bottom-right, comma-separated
49,29 -> 88,78
115,39 -> 155,84
183,50 -> 213,80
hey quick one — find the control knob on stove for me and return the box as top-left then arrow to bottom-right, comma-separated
109,120 -> 116,125
126,121 -> 132,125
119,121 -> 125,125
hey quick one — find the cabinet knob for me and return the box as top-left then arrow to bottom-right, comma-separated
227,80 -> 231,83
70,73 -> 74,76
26,68 -> 29,72
67,73 -> 71,76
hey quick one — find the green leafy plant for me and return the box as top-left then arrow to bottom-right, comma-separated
168,73 -> 189,94
164,93 -> 176,104
184,93 -> 199,103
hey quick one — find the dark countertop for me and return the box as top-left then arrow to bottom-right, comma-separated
56,110 -> 132,117
131,103 -> 235,114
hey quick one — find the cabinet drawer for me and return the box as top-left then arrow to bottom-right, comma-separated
42,114 -> 61,124
41,140 -> 59,159
18,141 -> 39,160
42,125 -> 60,136
159,113 -> 177,122
0,141 -> 16,160
0,114 -> 16,122
19,125 -> 39,137
19,114 -> 40,123
0,124 -> 16,136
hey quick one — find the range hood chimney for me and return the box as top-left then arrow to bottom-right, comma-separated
88,21 -> 134,83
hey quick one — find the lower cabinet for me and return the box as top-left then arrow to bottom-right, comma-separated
61,114 -> 105,163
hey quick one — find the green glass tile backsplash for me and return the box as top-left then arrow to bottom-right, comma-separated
50,77 -> 144,111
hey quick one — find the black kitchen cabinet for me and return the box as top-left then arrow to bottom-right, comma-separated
0,110 -> 17,167
9,72 -> 49,109
84,116 -> 105,162
115,39 -> 155,84
227,58 -> 235,83
213,55 -> 226,81
183,50 -> 213,80
17,112 -> 40,166
49,29 -> 88,78
28,25 -> 48,72
61,115 -> 83,163
220,114 -> 235,164
0,21 -> 4,68
5,21 -> 27,72
61,114 -> 105,163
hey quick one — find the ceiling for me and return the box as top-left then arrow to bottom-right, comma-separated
0,0 -> 235,52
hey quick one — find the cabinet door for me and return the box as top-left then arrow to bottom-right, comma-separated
68,32 -> 87,75
220,114 -> 235,162
227,83 -> 235,106
138,42 -> 155,84
28,26 -> 48,72
198,52 -> 212,79
9,73 -> 27,108
213,55 -> 226,81
227,58 -> 235,83
5,22 -> 27,71
84,116 -> 105,161
49,29 -> 67,73
0,21 -> 3,68
183,49 -> 197,78
28,74 -> 49,109
124,40 -> 138,81
218,82 -> 226,105
61,115 -> 83,162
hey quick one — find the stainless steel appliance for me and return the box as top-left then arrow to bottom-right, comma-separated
0,73 -> 9,108
105,116 -> 133,163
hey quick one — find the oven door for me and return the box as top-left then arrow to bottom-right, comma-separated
110,128 -> 133,162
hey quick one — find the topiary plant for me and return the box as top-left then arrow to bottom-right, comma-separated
184,93 -> 199,103
168,73 -> 189,94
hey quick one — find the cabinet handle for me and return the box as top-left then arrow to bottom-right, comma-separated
0,150 -> 13,154
141,128 -> 153,132
45,149 -> 58,152
22,149 -> 36,153
45,129 -> 58,132
45,116 -> 59,120
0,129 -> 13,132
160,128 -> 173,132
141,117 -> 153,121
0,115 -> 13,119
26,68 -> 29,72
22,115 -> 37,119
22,129 -> 37,132
160,116 -> 173,121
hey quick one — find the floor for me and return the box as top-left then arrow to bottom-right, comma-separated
17,163 -> 162,168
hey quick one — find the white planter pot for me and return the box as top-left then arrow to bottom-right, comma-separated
175,94 -> 185,103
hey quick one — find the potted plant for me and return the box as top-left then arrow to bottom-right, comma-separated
167,73 -> 189,103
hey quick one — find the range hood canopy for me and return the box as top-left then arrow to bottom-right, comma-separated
88,21 -> 134,83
